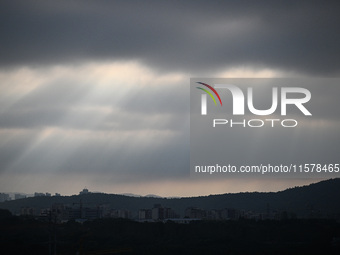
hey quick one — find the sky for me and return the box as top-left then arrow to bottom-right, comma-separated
1,0 -> 340,197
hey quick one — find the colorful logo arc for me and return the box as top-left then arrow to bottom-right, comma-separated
196,82 -> 222,106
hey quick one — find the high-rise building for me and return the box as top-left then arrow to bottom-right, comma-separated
139,209 -> 152,220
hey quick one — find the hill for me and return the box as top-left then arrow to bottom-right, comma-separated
1,178 -> 340,218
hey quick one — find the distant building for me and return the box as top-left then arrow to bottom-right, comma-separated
34,192 -> 53,197
165,207 -> 179,219
0,193 -> 10,202
66,206 -> 103,220
206,209 -> 219,220
185,207 -> 240,220
117,209 -> 131,219
14,194 -> 26,200
216,208 -> 240,220
152,206 -> 164,220
140,204 -> 179,221
83,207 -> 103,220
54,193 -> 61,196
49,203 -> 68,222
34,192 -> 46,197
185,207 -> 206,219
139,209 -> 152,220
109,209 -> 131,219
79,188 -> 89,195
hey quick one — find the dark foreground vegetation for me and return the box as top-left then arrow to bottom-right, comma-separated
1,209 -> 340,255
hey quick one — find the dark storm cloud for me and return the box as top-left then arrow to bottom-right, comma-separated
1,0 -> 340,74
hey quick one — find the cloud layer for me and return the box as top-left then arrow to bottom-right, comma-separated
1,1 -> 340,74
